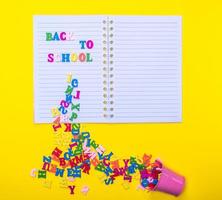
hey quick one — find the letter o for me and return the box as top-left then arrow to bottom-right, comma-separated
79,53 -> 86,62
86,40 -> 94,49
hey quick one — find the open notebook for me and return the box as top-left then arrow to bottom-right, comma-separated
34,16 -> 182,123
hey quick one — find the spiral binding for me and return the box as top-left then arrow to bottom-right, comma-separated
102,18 -> 114,119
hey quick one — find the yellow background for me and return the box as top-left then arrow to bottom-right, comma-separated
0,0 -> 222,200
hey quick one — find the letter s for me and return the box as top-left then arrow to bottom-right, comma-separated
48,53 -> 54,62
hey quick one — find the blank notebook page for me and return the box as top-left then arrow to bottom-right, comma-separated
111,16 -> 182,122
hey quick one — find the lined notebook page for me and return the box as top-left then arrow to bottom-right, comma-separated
34,16 -> 105,123
111,16 -> 182,122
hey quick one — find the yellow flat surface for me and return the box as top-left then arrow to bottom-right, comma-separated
0,0 -> 222,200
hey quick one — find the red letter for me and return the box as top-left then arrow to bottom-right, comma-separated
79,53 -> 86,62
68,185 -> 75,194
59,158 -> 66,167
64,123 -> 71,132
52,123 -> 61,132
52,147 -> 62,158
